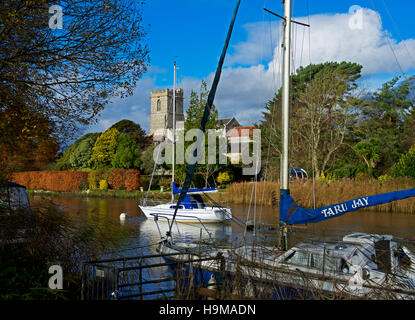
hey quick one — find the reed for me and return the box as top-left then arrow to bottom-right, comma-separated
212,177 -> 415,213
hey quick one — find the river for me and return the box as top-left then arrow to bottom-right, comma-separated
28,194 -> 415,249
28,194 -> 415,299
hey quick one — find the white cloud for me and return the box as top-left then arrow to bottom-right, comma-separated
293,8 -> 415,75
88,7 -> 415,133
197,7 -> 415,125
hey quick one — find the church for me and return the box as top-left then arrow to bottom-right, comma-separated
148,88 -> 255,164
149,88 -> 242,139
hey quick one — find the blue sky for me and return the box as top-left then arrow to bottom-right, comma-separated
85,0 -> 415,135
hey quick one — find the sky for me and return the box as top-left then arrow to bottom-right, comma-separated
85,0 -> 415,135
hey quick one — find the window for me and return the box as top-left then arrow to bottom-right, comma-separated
156,99 -> 161,111
324,256 -> 338,273
324,257 -> 349,274
283,250 -> 309,267
310,253 -> 324,270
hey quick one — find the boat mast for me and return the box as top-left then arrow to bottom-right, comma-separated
281,0 -> 291,191
171,61 -> 177,203
279,0 -> 291,250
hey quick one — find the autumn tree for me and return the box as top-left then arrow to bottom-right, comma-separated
0,0 -> 149,176
1,108 -> 59,172
88,128 -> 120,169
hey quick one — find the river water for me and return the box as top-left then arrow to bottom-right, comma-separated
28,194 -> 415,299
29,194 -> 415,250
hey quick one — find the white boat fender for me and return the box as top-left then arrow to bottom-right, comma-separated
208,274 -> 217,289
120,213 -> 127,222
207,274 -> 217,300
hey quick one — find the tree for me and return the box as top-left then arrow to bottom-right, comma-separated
0,0 -> 149,174
353,138 -> 380,176
110,119 -> 151,150
296,63 -> 362,177
260,62 -> 362,178
68,133 -> 100,169
111,133 -> 141,169
391,144 -> 415,179
140,144 -> 156,175
88,128 -> 120,169
1,106 -> 60,173
3,135 -> 59,172
355,76 -> 415,176
56,133 -> 99,170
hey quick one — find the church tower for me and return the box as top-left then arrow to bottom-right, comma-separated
149,88 -> 184,136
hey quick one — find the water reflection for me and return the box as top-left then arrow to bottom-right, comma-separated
29,195 -> 415,250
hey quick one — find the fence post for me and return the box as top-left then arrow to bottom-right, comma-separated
219,252 -> 226,300
139,258 -> 143,300
81,263 -> 85,300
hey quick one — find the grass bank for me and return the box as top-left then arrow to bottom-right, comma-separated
27,189 -> 171,200
211,177 -> 415,214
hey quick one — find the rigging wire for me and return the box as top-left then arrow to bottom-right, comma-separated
368,0 -> 413,88
377,0 -> 415,102
380,0 -> 415,71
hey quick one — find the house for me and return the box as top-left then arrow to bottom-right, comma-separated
226,126 -> 256,164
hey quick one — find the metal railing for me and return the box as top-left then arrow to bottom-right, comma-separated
81,251 -> 225,300
150,213 -> 214,242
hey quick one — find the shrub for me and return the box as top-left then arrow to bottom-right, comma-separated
217,171 -> 231,185
11,171 -> 89,191
88,170 -> 108,190
124,169 -> 140,191
99,179 -> 108,190
391,145 -> 415,179
108,169 -> 125,190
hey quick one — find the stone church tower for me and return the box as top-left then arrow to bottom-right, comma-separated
149,88 -> 185,136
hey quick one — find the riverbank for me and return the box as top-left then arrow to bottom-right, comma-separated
211,178 -> 415,214
26,177 -> 415,213
27,189 -> 168,199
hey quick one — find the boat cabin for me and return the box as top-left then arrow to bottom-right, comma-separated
278,233 -> 400,275
170,194 -> 207,210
